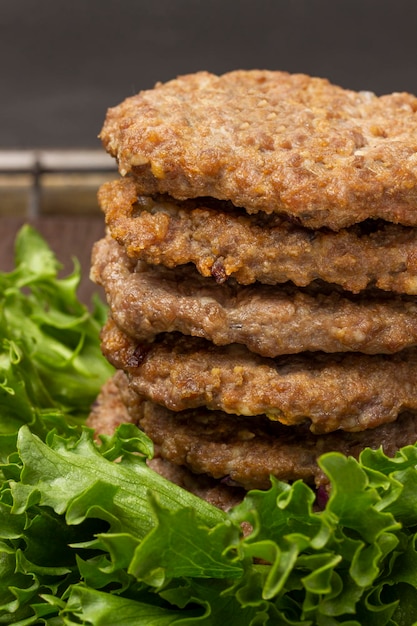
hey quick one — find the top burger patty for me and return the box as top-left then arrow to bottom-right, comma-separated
99,178 -> 417,295
100,70 -> 417,230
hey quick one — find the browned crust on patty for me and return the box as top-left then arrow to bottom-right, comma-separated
88,372 -> 417,491
100,317 -> 417,434
87,369 -> 135,435
87,372 -> 245,510
100,70 -> 417,230
132,393 -> 417,491
137,401 -> 327,490
98,178 -> 417,294
92,235 -> 417,356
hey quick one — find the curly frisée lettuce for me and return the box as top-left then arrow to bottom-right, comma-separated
0,225 -> 113,455
1,228 -> 417,625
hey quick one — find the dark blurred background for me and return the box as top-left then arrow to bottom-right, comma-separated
2,0 -> 417,149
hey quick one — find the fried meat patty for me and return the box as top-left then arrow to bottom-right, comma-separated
101,317 -> 417,434
88,370 -> 135,435
88,372 -> 417,491
87,372 -> 245,511
100,70 -> 417,230
96,69 -> 417,497
92,236 -> 417,356
138,404 -> 417,490
99,179 -> 417,294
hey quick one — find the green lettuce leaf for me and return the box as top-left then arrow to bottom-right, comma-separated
5,423 -> 417,625
63,585 -> 206,625
11,425 -> 225,533
0,225 -> 113,455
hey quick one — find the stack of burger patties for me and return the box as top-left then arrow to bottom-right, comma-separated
88,70 -> 417,506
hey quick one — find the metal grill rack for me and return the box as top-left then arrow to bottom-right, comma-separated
0,150 -> 117,218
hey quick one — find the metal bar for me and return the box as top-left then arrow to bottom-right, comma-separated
0,150 -> 116,218
0,149 -> 115,174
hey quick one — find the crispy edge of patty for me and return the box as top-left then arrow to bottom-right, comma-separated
137,402 -> 417,491
87,371 -> 246,511
100,317 -> 417,434
100,70 -> 417,230
92,235 -> 417,356
89,371 -> 417,492
98,178 -> 417,295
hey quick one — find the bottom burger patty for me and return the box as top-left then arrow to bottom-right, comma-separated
87,371 -> 417,492
88,372 -> 246,511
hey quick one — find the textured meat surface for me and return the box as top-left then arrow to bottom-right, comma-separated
87,370 -> 136,435
98,179 -> 417,294
87,372 -> 244,510
100,318 -> 417,434
100,70 -> 417,230
135,397 -> 417,491
92,236 -> 417,356
88,373 -> 417,491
